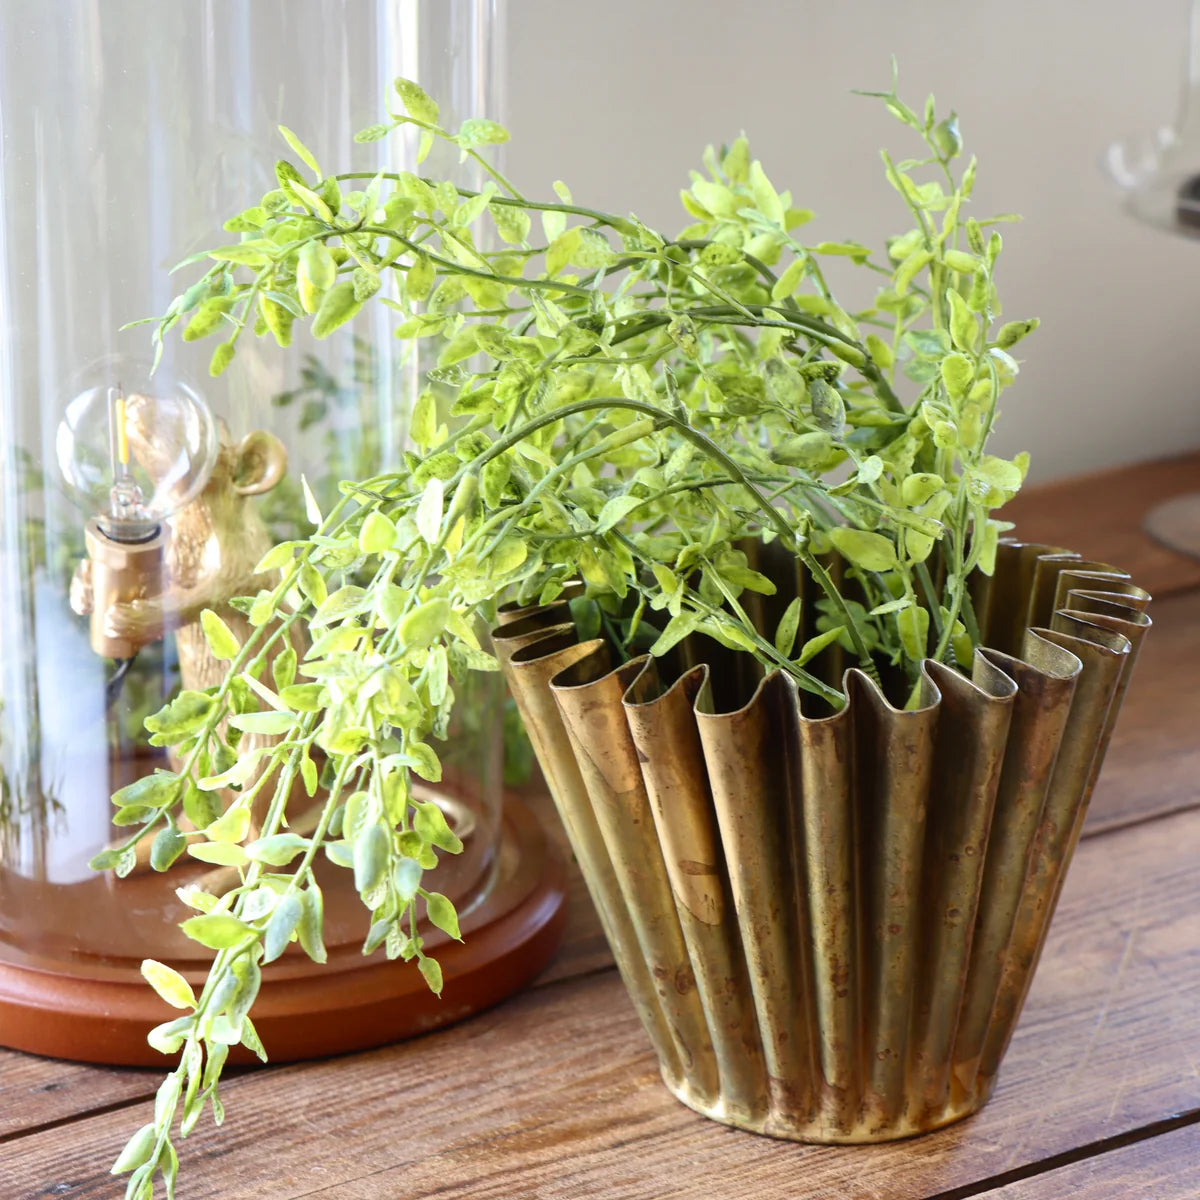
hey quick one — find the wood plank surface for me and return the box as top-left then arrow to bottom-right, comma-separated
1004,451 -> 1200,599
6,803 -> 1199,1200
0,1054 -> 152,1141
988,1121 -> 1200,1198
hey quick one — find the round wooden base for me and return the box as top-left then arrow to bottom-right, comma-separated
0,795 -> 566,1067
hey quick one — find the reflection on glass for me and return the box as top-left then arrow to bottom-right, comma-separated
0,2 -> 505,989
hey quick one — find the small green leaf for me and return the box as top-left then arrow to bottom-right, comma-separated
272,645 -> 297,691
407,742 -> 443,783
111,770 -> 184,811
425,892 -> 461,940
394,857 -> 423,903
829,527 -> 898,572
146,1016 -> 191,1056
149,825 -> 188,872
352,266 -> 381,302
311,585 -> 369,627
995,317 -> 1039,349
418,955 -> 443,996
254,542 -> 296,574
245,833 -> 309,866
297,883 -> 327,964
394,77 -> 439,124
648,611 -> 700,657
796,626 -> 845,666
416,477 -> 444,544
943,249 -> 979,274
302,476 -> 323,527
196,749 -> 268,792
809,378 -> 846,439
410,389 -> 438,449
967,455 -> 1024,507
241,1016 -> 268,1063
774,597 -> 802,657
856,455 -> 885,486
301,751 -> 319,797
204,804 -> 252,844
457,117 -> 509,147
200,610 -> 240,661
180,913 -> 256,950
595,493 -> 642,534
901,473 -> 944,506
358,510 -> 397,555
279,682 -> 324,712
263,893 -> 303,964
141,959 -> 197,1010
947,289 -> 978,352
354,123 -> 391,144
894,248 -> 933,295
311,281 -> 363,339
145,692 -> 214,739
188,840 -> 248,867
773,431 -> 832,468
111,1124 -> 158,1174
414,801 -> 462,852
762,357 -> 806,410
399,598 -> 451,650
770,259 -> 805,301
88,847 -> 124,872
493,204 -> 531,244
722,566 -> 776,595
354,824 -> 390,895
748,160 -> 784,224
228,710 -> 296,736
277,125 -> 320,176
209,342 -> 236,378
898,604 -> 931,660
940,353 -> 974,399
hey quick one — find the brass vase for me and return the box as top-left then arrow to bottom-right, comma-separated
493,542 -> 1151,1143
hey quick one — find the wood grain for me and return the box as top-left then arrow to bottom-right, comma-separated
0,1054 -> 153,1140
6,803 -> 1200,1200
988,1122 -> 1200,1198
1004,451 -> 1200,599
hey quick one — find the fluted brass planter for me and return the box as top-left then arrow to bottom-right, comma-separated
493,542 -> 1151,1143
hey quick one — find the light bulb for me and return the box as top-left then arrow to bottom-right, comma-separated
56,358 -> 218,543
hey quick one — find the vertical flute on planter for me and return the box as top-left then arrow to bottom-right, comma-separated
86,63 -> 1149,1193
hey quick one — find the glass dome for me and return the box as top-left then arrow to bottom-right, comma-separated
0,0 -> 552,1065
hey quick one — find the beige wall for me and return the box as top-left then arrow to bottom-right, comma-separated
504,0 -> 1200,482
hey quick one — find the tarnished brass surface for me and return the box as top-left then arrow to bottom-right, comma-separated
496,544 -> 1151,1143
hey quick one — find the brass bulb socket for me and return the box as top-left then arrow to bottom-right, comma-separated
83,518 -> 167,660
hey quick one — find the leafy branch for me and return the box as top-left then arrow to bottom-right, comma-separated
105,72 -> 1038,1197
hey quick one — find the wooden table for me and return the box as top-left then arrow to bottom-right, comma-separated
4,452 -> 1200,1199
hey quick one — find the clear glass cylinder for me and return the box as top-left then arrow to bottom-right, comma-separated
0,2 -> 504,979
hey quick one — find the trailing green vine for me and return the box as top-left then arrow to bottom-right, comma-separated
104,67 -> 1037,1197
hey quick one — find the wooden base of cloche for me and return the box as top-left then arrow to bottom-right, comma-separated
0,794 -> 566,1067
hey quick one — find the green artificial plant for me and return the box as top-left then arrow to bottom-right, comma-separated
101,67 -> 1037,1197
